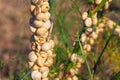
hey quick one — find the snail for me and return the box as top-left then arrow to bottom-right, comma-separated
39,66 -> 49,73
67,77 -> 72,80
36,12 -> 50,21
41,2 -> 50,13
80,33 -> 87,43
29,23 -> 37,33
37,56 -> 46,66
72,76 -> 78,80
28,51 -> 37,62
104,2 -> 109,10
82,12 -> 88,20
36,27 -> 48,37
31,70 -> 42,80
41,42 -> 51,51
33,20 -> 44,28
70,53 -> 78,63
84,18 -> 92,27
92,16 -> 98,25
41,70 -> 49,78
42,78 -> 49,80
95,0 -> 102,5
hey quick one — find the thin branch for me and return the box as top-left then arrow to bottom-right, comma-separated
78,35 -> 93,80
92,26 -> 116,77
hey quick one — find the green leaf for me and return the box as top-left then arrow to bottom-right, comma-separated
111,71 -> 120,80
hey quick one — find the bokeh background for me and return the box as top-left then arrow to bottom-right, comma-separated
0,0 -> 120,80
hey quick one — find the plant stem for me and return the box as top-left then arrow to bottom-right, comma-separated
78,35 -> 93,80
92,27 -> 115,77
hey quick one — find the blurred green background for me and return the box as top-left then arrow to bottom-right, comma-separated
0,0 -> 120,80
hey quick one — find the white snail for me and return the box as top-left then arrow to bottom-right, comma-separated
31,70 -> 42,80
42,42 -> 51,51
36,27 -> 48,37
70,53 -> 78,63
28,51 -> 37,62
95,0 -> 102,5
82,12 -> 88,20
85,18 -> 92,27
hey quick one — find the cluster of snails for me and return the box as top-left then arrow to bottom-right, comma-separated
54,53 -> 84,80
80,0 -> 114,53
28,0 -> 56,80
65,53 -> 84,80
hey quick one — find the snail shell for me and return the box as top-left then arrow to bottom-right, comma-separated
42,78 -> 48,80
95,0 -> 102,5
67,77 -> 72,80
84,18 -> 92,27
31,0 -> 39,4
91,32 -> 98,39
70,68 -> 76,76
72,76 -> 78,80
49,40 -> 55,48
30,4 -> 36,16
41,70 -> 49,78
42,42 -> 51,51
47,50 -> 53,57
115,28 -> 120,36
44,57 -> 53,67
34,35 -> 46,44
29,23 -> 37,33
43,20 -> 51,29
104,2 -> 109,10
76,62 -> 81,68
28,62 -> 40,70
54,78 -> 60,80
37,56 -> 46,66
34,7 -> 41,16
83,44 -> 91,52
28,51 -> 37,62
58,71 -> 64,79
77,57 -> 84,63
70,53 -> 78,63
89,38 -> 94,45
36,12 -> 50,21
28,62 -> 34,68
86,28 -> 93,33
31,70 -> 42,80
36,27 -> 48,37
31,41 -> 41,52
82,12 -> 88,20
40,0 -> 48,3
80,33 -> 87,43
98,23 -> 105,28
41,2 -> 50,13
108,0 -> 112,2
39,66 -> 49,73
106,20 -> 114,29
40,51 -> 48,59
92,16 -> 98,25
33,20 -> 44,28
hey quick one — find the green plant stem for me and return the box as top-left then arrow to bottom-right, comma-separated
92,0 -> 107,14
78,36 -> 93,80
92,27 -> 115,77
